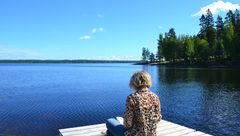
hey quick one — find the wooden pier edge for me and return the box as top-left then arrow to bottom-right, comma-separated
59,120 -> 212,136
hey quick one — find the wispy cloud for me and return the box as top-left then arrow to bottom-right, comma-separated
0,45 -> 43,59
80,27 -> 104,40
97,14 -> 104,18
91,27 -> 104,34
91,28 -> 97,34
192,0 -> 240,16
80,35 -> 91,40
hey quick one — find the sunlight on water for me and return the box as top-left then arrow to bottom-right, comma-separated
0,63 -> 239,136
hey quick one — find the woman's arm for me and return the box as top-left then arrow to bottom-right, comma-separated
154,97 -> 162,123
123,95 -> 134,129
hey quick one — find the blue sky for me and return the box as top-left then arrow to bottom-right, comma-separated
0,0 -> 239,60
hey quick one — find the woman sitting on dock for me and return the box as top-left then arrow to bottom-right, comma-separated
106,71 -> 162,136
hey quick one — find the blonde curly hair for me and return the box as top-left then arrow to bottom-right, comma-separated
129,71 -> 152,90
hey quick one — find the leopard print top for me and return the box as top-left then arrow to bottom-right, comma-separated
123,88 -> 161,136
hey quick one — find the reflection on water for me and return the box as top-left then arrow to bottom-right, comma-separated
0,64 -> 239,136
156,66 -> 240,136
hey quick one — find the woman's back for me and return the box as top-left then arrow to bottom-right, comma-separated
106,71 -> 162,136
124,89 -> 161,136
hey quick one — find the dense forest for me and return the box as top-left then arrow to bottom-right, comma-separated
142,9 -> 240,65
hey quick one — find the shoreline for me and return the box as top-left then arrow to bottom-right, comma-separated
134,61 -> 240,68
0,59 -> 239,68
0,59 -> 140,63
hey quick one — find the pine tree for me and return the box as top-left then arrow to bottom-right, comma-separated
194,38 -> 209,61
160,37 -> 176,61
206,27 -> 217,57
166,28 -> 177,61
201,9 -> 216,58
233,9 -> 240,61
142,47 -> 147,61
198,9 -> 214,39
215,38 -> 224,59
157,34 -> 163,61
167,28 -> 176,39
146,48 -> 150,61
176,35 -> 186,60
223,23 -> 234,58
225,10 -> 235,26
184,38 -> 195,63
149,53 -> 155,62
199,14 -> 206,38
153,9 -> 240,64
216,15 -> 224,38
235,9 -> 240,22
205,9 -> 214,28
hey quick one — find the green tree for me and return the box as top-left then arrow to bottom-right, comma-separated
146,48 -> 150,61
159,28 -> 178,62
161,37 -> 177,61
198,9 -> 214,39
194,38 -> 209,61
225,10 -> 236,26
232,9 -> 240,61
235,9 -> 240,23
175,35 -> 195,62
184,38 -> 195,63
205,27 -> 217,57
153,9 -> 240,65
205,9 -> 214,28
157,34 -> 163,61
168,28 -> 177,39
216,15 -> 224,38
142,47 -> 147,61
167,28 -> 177,39
149,52 -> 155,62
223,23 -> 234,58
176,35 -> 186,60
215,38 -> 224,59
166,28 -> 177,61
199,14 -> 207,38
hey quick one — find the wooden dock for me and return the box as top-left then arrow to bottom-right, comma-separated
59,120 -> 212,136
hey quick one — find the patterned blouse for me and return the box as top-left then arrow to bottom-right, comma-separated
123,89 -> 161,136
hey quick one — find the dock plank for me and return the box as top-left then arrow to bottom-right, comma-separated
164,129 -> 195,136
59,120 -> 212,136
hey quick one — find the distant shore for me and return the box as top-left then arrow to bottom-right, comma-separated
134,60 -> 240,68
0,59 -> 140,63
1,60 -> 239,68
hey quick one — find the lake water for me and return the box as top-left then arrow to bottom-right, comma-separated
0,63 -> 239,136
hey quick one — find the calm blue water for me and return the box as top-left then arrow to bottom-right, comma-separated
0,63 -> 239,136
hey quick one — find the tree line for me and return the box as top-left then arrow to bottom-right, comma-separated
141,47 -> 156,62
0,59 -> 139,63
142,9 -> 240,64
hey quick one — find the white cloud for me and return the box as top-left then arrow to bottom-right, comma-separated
80,27 -> 104,40
91,27 -> 104,34
80,35 -> 91,40
91,28 -> 97,33
192,0 -> 240,16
